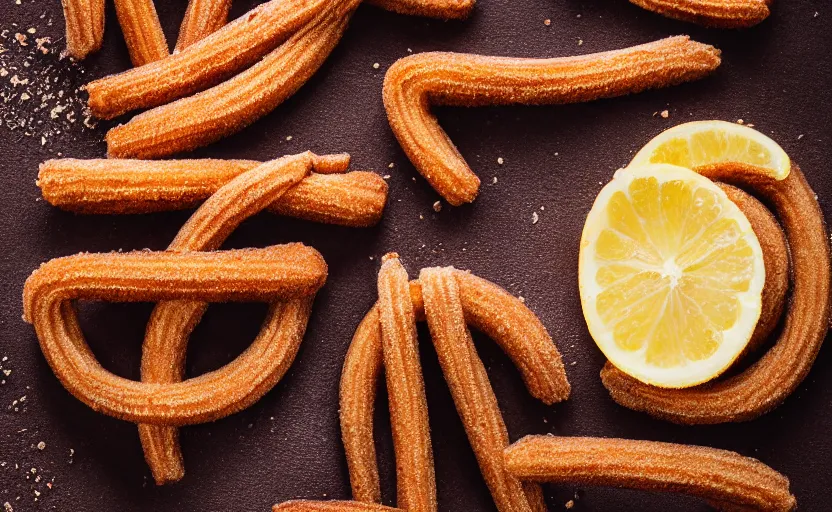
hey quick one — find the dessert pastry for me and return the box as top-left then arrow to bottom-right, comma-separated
630,0 -> 771,28
113,0 -> 168,66
175,0 -> 233,51
60,0 -> 105,59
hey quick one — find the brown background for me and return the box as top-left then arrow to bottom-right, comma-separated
1,0 -> 831,510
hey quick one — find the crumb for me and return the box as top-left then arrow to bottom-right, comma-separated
532,211 -> 539,224
3,502 -> 11,512
492,177 -> 498,184
382,174 -> 391,179
36,442 -> 45,450
497,157 -> 504,165
433,201 -> 442,212
660,110 -> 669,118
407,48 -> 412,53
577,39 -> 583,46
798,134 -> 804,140
565,499 -> 575,509
388,162 -> 394,168
746,123 -> 755,128
518,296 -> 525,303
737,119 -> 744,124
14,33 -> 27,46
373,62 -> 380,69
285,135 -> 292,141
544,19 -> 551,26
27,28 -> 36,34
419,214 -> 424,220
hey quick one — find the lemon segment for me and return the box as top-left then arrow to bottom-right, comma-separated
579,164 -> 765,388
630,120 -> 790,180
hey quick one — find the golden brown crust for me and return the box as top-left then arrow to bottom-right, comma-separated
601,164 -> 831,424
175,0 -> 233,52
60,0 -> 105,60
382,36 -> 721,205
420,267 -> 544,512
273,501 -> 402,512
86,0 -> 330,119
629,0 -> 770,28
113,0 -> 169,66
104,0 -> 356,158
504,435 -> 796,511
377,254 -> 437,512
367,0 -> 473,19
37,156 -> 388,227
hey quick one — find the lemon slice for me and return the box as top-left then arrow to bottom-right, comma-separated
579,164 -> 765,388
630,120 -> 790,180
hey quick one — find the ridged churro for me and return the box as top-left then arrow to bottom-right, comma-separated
105,0 -> 356,158
340,263 -> 568,509
37,155 -> 388,227
601,164 -> 830,424
273,501 -> 402,512
175,0 -> 233,51
630,0 -> 771,28
383,36 -> 721,205
504,435 -> 796,511
137,153 -> 324,484
113,0 -> 169,66
85,0 -> 330,120
420,267 -> 544,512
367,0 -> 474,19
22,245 -> 325,424
60,0 -> 105,59
377,254 -> 437,512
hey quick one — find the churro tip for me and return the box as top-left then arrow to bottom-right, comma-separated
381,252 -> 400,263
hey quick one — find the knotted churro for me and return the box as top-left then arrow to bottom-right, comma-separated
601,163 -> 830,424
340,257 -> 568,510
175,0 -> 233,51
60,0 -> 105,59
37,155 -> 388,227
273,502 -> 402,512
113,0 -> 169,66
504,435 -> 796,511
630,0 -> 771,28
383,36 -> 721,205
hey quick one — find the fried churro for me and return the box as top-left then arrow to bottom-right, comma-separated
175,0 -> 233,51
113,0 -> 169,66
85,0 -> 330,120
367,0 -> 474,19
37,155 -> 388,227
340,263 -> 568,510
377,254 -> 437,512
630,0 -> 771,28
137,152 -> 324,484
105,0 -> 356,158
23,244 -> 325,424
273,501 -> 402,512
505,435 -> 795,511
601,164 -> 830,424
60,0 -> 105,59
383,36 -> 721,205
420,267 -> 544,512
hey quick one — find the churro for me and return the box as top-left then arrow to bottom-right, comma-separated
340,263 -> 568,509
504,435 -> 796,511
60,0 -> 105,59
367,0 -> 474,19
630,0 -> 771,28
176,0 -> 233,51
382,36 -> 721,205
85,0 -> 330,120
420,267 -> 544,512
377,254 -> 437,512
37,155 -> 388,227
113,0 -> 169,66
137,153 -> 324,484
105,0 -> 356,158
601,164 -> 830,424
273,502 -> 401,512
22,245 -> 325,424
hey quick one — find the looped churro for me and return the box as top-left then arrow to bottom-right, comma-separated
382,36 -> 722,205
340,256 -> 568,510
601,164 -> 831,424
504,435 -> 796,511
60,0 -> 105,60
37,154 -> 388,227
113,0 -> 169,66
630,0 -> 771,28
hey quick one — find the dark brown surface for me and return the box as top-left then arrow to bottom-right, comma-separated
1,1 -> 830,511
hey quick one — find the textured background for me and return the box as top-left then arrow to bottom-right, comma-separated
1,0 -> 831,510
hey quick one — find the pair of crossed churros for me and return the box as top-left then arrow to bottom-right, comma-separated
26,151 -> 387,485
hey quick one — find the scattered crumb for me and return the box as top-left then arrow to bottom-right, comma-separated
419,214 -> 424,220
737,118 -> 744,124
518,296 -> 525,303
26,28 -> 36,35
14,33 -> 27,46
285,135 -> 293,141
544,19 -> 551,26
746,123 -> 755,128
532,211 -> 539,224
388,162 -> 394,168
798,134 -> 804,140
36,442 -> 45,451
577,38 -> 583,46
4,502 -> 12,512
660,110 -> 669,118
497,157 -> 504,165
382,174 -> 391,180
373,62 -> 380,69
433,201 -> 442,212
492,176 -> 498,184
565,499 -> 575,509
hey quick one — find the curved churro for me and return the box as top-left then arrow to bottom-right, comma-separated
85,0 -> 330,120
137,153 -> 323,484
383,36 -> 721,205
504,435 -> 796,511
377,254 -> 437,512
420,267 -> 544,512
340,265 -> 568,509
113,0 -> 169,66
105,0 -> 356,158
37,156 -> 388,227
175,0 -> 233,52
601,164 -> 830,424
23,245 -> 325,424
273,502 -> 402,512
60,0 -> 105,59
630,0 -> 771,28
